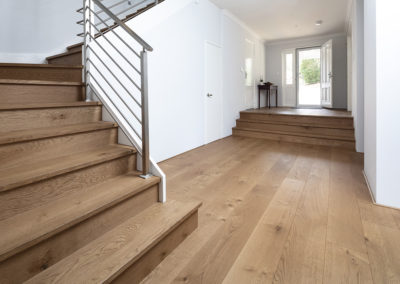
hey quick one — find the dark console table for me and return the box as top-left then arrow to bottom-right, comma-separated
258,83 -> 278,109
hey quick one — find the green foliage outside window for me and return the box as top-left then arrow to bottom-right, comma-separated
300,59 -> 320,85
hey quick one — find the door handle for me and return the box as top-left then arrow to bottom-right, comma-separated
207,93 -> 213,97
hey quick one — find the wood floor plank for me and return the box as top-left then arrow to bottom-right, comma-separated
222,178 -> 306,284
272,148 -> 331,284
323,150 -> 373,283
142,140 -> 299,284
171,184 -> 275,284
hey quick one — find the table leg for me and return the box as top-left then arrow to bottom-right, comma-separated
258,89 -> 261,109
276,88 -> 278,108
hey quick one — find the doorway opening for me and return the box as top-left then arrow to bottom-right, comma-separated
296,47 -> 321,107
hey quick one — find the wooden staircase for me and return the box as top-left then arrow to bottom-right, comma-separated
0,61 -> 200,282
233,109 -> 356,149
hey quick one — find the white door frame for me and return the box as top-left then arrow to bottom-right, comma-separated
281,49 -> 296,107
204,40 -> 223,144
296,46 -> 322,108
321,40 -> 333,108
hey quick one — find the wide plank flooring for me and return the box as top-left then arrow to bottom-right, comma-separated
142,136 -> 400,284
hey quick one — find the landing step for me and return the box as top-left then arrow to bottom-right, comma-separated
234,125 -> 355,141
0,121 -> 116,145
233,127 -> 355,149
0,145 -> 136,192
0,172 -> 160,262
0,101 -> 101,111
26,200 -> 201,284
237,118 -> 355,130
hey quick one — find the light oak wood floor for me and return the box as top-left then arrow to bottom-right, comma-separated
142,136 -> 400,284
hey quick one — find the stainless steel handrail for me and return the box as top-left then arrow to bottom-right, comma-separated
81,0 -> 159,178
93,0 -> 153,51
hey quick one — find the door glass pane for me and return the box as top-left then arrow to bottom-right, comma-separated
286,54 -> 293,85
298,48 -> 321,106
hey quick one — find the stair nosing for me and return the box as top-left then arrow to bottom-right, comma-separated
0,146 -> 137,193
0,63 -> 82,69
233,127 -> 356,142
0,101 -> 101,111
0,122 -> 117,146
0,79 -> 83,86
240,111 -> 354,120
0,172 -> 161,263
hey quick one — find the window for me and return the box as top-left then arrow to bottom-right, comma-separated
286,53 -> 293,85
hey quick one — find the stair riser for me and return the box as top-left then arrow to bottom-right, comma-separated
0,155 -> 136,221
233,128 -> 355,150
67,46 -> 83,53
240,113 -> 354,129
0,128 -> 118,169
236,121 -> 355,140
0,84 -> 83,104
0,185 -> 159,284
114,210 -> 198,284
0,66 -> 82,82
48,52 -> 82,66
0,106 -> 102,132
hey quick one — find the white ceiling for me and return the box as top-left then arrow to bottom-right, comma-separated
210,0 -> 350,42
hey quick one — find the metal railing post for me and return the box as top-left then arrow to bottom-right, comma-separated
140,49 -> 151,179
83,0 -> 95,102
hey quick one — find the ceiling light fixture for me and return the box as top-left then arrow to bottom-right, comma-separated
315,20 -> 323,26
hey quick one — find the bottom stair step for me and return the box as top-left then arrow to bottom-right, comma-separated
26,199 -> 202,284
233,127 -> 355,150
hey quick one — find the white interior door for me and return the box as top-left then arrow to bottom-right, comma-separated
205,42 -> 222,144
281,49 -> 296,107
321,40 -> 333,108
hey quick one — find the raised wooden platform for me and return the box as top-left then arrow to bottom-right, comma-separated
233,107 -> 355,150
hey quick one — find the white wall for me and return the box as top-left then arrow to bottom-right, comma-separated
264,33 -> 348,109
0,0 -> 82,63
364,0 -> 400,208
350,0 -> 365,153
89,0 -> 265,162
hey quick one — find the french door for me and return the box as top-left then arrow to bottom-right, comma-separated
321,40 -> 333,108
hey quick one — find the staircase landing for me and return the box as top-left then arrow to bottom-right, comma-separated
233,107 -> 355,150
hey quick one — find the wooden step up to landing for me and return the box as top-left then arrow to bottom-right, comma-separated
26,200 -> 201,284
233,109 -> 356,150
47,49 -> 82,65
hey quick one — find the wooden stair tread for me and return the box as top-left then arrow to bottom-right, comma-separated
237,118 -> 355,130
0,122 -> 116,145
0,145 -> 136,192
46,50 -> 82,61
233,126 -> 356,142
67,42 -> 83,50
0,101 -> 100,110
0,172 -> 160,263
26,199 -> 201,284
0,79 -> 83,86
0,63 -> 83,69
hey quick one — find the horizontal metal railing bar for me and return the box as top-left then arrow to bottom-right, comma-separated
87,10 -> 141,58
93,0 -> 153,51
88,21 -> 141,72
96,0 -> 132,16
87,59 -> 143,126
87,32 -> 142,91
89,82 -> 144,155
87,45 -> 142,108
88,77 -> 142,140
94,0 -> 148,26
